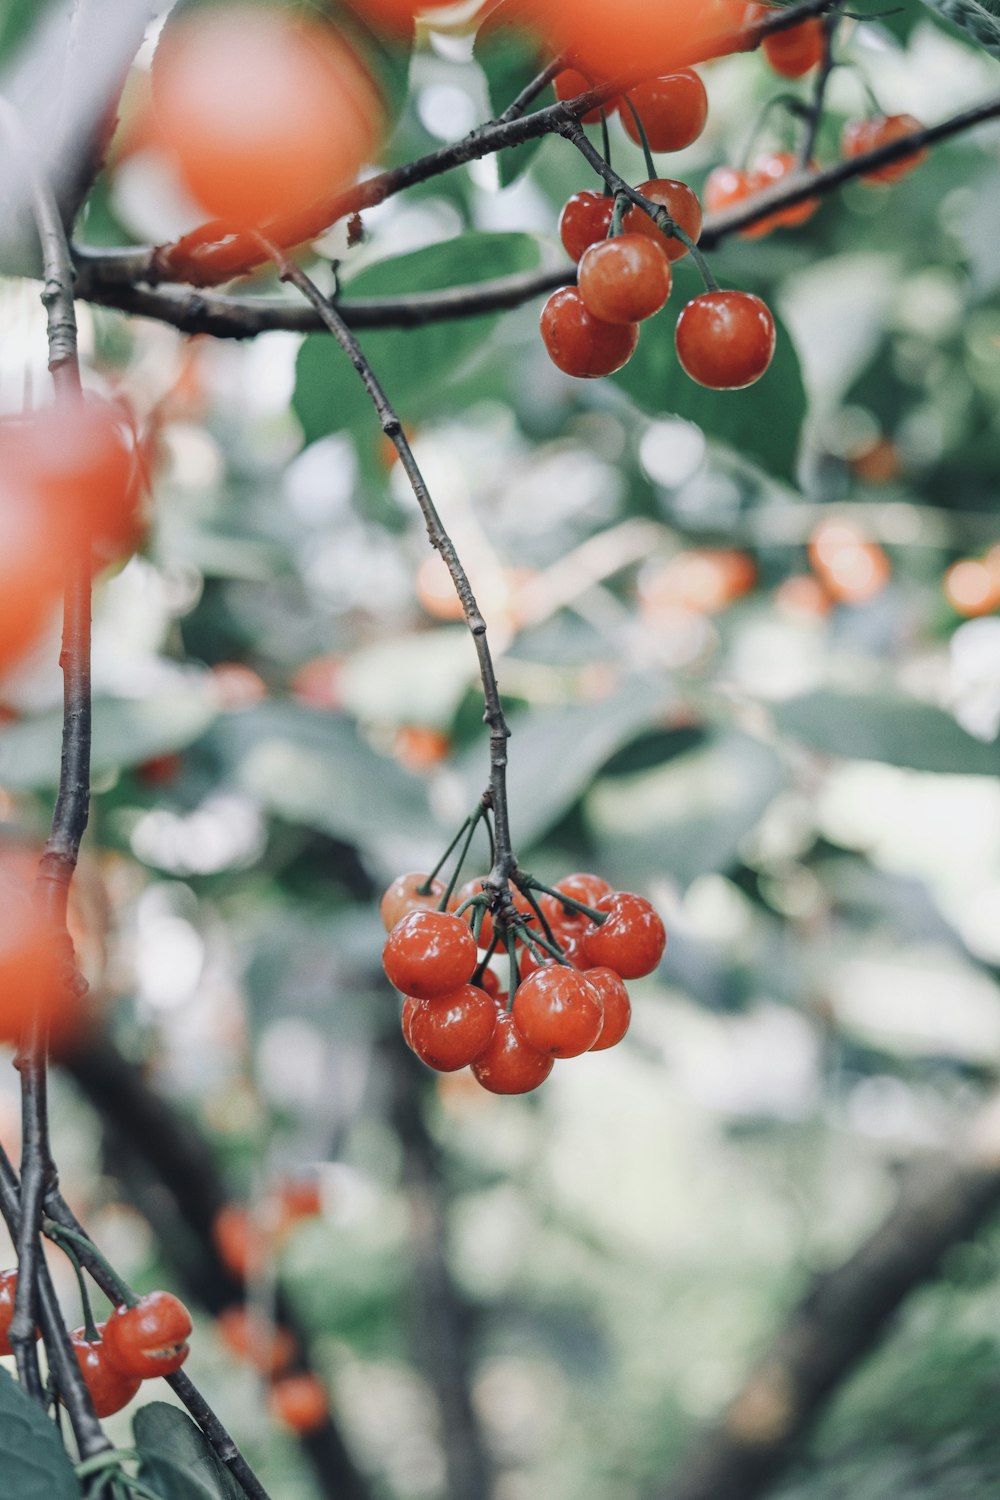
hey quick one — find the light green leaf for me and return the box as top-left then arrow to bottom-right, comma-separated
771,691 -> 1000,774
474,0 -> 553,186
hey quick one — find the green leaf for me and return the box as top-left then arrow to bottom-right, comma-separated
135,1403 -> 243,1500
474,0 -> 554,186
0,691 -> 218,789
0,1368 -> 81,1500
463,677 -> 672,848
770,691 -> 1000,775
611,279 -> 807,483
293,232 -> 541,441
586,731 -> 786,889
918,0 -> 1000,53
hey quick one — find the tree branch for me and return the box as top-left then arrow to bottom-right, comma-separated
657,1108 -> 1000,1500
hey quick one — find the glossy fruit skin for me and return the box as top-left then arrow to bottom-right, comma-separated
218,1305 -> 297,1377
749,151 -> 818,230
584,968 -> 632,1050
102,1292 -> 192,1379
580,892 -> 666,979
554,67 -> 618,124
842,114 -> 927,184
538,873 -> 612,940
578,235 -> 672,325
406,985 -> 497,1071
624,179 -> 702,262
151,7 -> 382,226
471,1010 -> 553,1095
0,1269 -> 35,1357
761,18 -> 823,77
379,872 -> 445,932
559,191 -> 615,262
675,290 -> 776,391
704,165 -> 751,215
519,930 -> 582,981
382,910 -> 477,998
512,967 -> 604,1058
452,877 -> 494,948
71,1328 -> 143,1417
540,288 -> 639,378
622,69 -> 708,152
269,1372 -> 329,1433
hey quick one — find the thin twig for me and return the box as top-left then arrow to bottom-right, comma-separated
798,6 -> 843,168
259,238 -> 517,879
498,54 -> 564,124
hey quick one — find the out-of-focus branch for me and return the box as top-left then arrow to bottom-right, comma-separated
656,1102 -> 1000,1500
385,1040 -> 494,1500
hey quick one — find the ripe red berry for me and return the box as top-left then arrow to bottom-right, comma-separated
749,151 -> 818,231
554,67 -> 619,124
579,892 -> 666,978
476,967 -> 503,1000
540,288 -> 639,378
512,967 -> 604,1058
0,1268 -> 38,1357
578,235 -> 672,325
379,871 -> 447,932
382,910 -> 477,998
584,968 -> 632,1049
519,930 -> 583,980
406,985 -> 497,1071
559,191 -> 615,263
538,873 -> 612,939
675,290 -> 775,390
218,1305 -> 297,1377
624,178 -> 703,263
212,1203 -> 265,1282
452,877 -> 494,948
761,18 -> 823,77
622,69 -> 708,152
704,165 -> 753,216
269,1372 -> 329,1433
102,1291 -> 193,1379
471,1010 -> 553,1095
842,114 -> 927,184
71,1327 -> 143,1416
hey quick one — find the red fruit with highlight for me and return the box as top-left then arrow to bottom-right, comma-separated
382,910 -> 477,998
580,892 -> 666,979
578,235 -> 672,324
269,1372 -> 329,1433
406,985 -> 497,1071
379,872 -> 446,932
761,18 -> 823,77
540,288 -> 639,378
559,191 -> 614,262
103,1291 -> 193,1379
471,1010 -> 553,1095
453,877 -> 494,948
71,1328 -> 143,1416
584,968 -> 632,1049
512,967 -> 604,1058
842,114 -> 927,184
624,178 -> 703,262
675,290 -> 775,390
622,69 -> 708,153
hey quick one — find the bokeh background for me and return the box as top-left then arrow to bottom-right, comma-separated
4,1 -> 1000,1497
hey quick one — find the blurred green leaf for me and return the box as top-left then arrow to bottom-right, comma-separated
771,692 -> 1000,774
135,1403 -> 243,1500
611,282 -> 807,482
0,691 -> 218,789
294,233 -> 541,440
475,0 -> 554,186
918,0 -> 1000,53
0,1369 -> 80,1500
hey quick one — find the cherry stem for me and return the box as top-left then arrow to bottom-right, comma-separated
437,810 -> 483,911
44,1221 -> 136,1307
505,934 -> 519,1010
621,98 -> 657,180
473,933 -> 500,988
418,816 -> 471,894
56,1235 -> 99,1342
609,192 -> 629,238
258,238 -> 518,889
798,9 -> 842,167
512,882 -> 559,948
514,921 -> 570,966
598,108 -> 613,178
521,877 -> 608,924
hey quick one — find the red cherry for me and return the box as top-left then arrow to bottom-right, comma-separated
406,985 -> 497,1071
559,191 -> 615,263
102,1291 -> 193,1379
584,968 -> 632,1049
382,910 -> 477,998
578,235 -> 672,325
452,877 -> 494,948
622,69 -> 708,152
704,165 -> 753,216
379,871 -> 446,932
512,967 -> 604,1058
579,892 -> 666,979
675,290 -> 775,390
519,930 -> 583,981
842,114 -> 927,184
217,1305 -> 297,1377
269,1372 -> 329,1433
538,873 -> 612,939
0,1268 -> 39,1357
71,1327 -> 143,1416
761,18 -> 823,77
540,288 -> 639,378
747,152 -> 818,232
476,967 -> 502,1000
471,1010 -> 553,1095
554,68 -> 619,125
623,178 -> 703,263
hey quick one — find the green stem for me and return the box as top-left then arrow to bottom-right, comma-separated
513,921 -> 569,965
621,97 -> 656,179
59,1238 -> 99,1343
418,816 -> 471,894
609,192 -> 629,237
44,1221 -> 134,1307
473,933 -> 500,987
505,933 -> 519,1010
438,810 -> 482,910
521,877 -> 608,924
599,108 -> 613,179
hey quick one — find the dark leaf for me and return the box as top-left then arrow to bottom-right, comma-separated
134,1402 -> 243,1500
0,1369 -> 81,1500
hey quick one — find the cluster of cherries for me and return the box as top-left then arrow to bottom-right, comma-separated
541,15 -> 926,391
380,868 -> 666,1095
0,1268 -> 192,1417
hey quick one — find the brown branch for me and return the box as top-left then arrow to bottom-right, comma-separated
656,1111 -> 1000,1500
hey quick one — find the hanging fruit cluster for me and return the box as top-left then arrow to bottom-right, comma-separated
381,857 -> 665,1095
